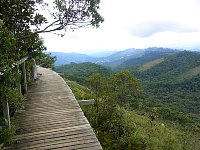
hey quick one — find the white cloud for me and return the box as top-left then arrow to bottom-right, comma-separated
130,21 -> 200,37
41,0 -> 200,53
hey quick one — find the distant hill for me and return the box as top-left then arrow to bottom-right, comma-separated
50,47 -> 180,67
115,47 -> 178,70
97,48 -> 145,68
49,52 -> 97,66
54,62 -> 112,84
134,51 -> 200,121
86,50 -> 118,58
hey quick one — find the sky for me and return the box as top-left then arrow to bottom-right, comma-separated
40,0 -> 200,53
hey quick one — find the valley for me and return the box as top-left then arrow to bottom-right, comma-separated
54,47 -> 200,149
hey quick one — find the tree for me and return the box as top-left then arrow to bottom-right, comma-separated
0,0 -> 104,34
35,0 -> 104,33
86,73 -> 104,127
110,71 -> 142,105
0,0 -> 103,65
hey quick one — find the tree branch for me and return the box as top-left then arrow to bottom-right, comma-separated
34,20 -> 61,33
35,25 -> 65,34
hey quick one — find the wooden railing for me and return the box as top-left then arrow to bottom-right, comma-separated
1,56 -> 36,128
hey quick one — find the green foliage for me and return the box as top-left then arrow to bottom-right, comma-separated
115,48 -> 178,71
32,36 -> 56,68
68,82 -> 91,100
138,58 -> 164,72
0,27 -> 18,67
0,0 -> 103,34
0,27 -> 24,115
55,62 -> 112,84
81,72 -> 143,149
0,118 -> 15,145
134,51 -> 200,125
63,68 -> 200,150
110,71 -> 142,105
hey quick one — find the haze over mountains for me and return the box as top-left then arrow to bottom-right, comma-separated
51,47 -> 184,67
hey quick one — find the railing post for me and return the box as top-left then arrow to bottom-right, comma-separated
17,64 -> 22,93
17,64 -> 21,94
1,56 -> 29,129
32,59 -> 37,80
22,62 -> 27,94
2,99 -> 11,128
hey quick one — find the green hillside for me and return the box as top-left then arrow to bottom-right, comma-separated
134,51 -> 200,123
64,71 -> 200,150
115,48 -> 178,71
54,62 -> 112,84
138,58 -> 164,72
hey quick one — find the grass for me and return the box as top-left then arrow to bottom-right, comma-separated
179,65 -> 200,79
138,58 -> 164,72
67,81 -> 92,100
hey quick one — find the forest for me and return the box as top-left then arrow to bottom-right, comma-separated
55,52 -> 200,149
134,51 -> 200,126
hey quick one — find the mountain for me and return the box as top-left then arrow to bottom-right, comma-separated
49,52 -> 97,66
86,50 -> 118,58
134,51 -> 200,122
50,47 -> 180,67
97,48 -> 145,68
50,49 -> 145,67
115,47 -> 178,70
54,62 -> 112,84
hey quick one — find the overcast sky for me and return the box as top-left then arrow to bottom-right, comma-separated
41,0 -> 200,53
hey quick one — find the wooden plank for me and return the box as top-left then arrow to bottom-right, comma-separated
14,131 -> 96,148
16,127 -> 93,142
7,67 -> 102,150
16,124 -> 91,140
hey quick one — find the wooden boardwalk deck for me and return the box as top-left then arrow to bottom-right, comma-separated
7,67 -> 102,150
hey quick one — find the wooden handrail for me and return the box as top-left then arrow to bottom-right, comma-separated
16,56 -> 28,65
1,56 -> 36,128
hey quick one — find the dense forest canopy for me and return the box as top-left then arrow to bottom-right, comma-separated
134,51 -> 200,125
57,61 -> 200,149
54,62 -> 112,84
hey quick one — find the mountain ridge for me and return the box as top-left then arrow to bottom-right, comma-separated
50,47 -> 182,67
49,52 -> 97,66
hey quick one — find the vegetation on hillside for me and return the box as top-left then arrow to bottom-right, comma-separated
137,58 -> 164,72
115,48 -> 178,71
63,69 -> 200,150
54,62 -> 113,84
134,51 -> 200,126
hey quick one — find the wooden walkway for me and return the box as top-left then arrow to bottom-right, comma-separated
7,67 -> 102,150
